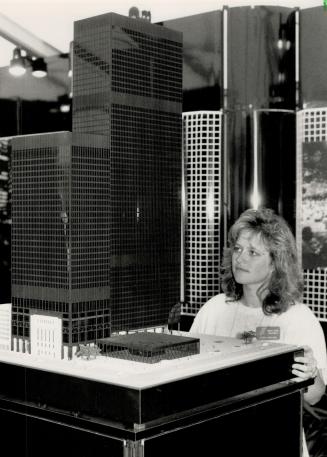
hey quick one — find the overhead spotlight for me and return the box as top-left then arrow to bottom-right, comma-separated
9,48 -> 26,77
9,48 -> 48,78
277,39 -> 284,50
31,57 -> 47,78
58,94 -> 71,113
60,103 -> 70,114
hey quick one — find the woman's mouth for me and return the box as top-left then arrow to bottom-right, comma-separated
235,266 -> 249,272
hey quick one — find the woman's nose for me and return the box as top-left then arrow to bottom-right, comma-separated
235,250 -> 247,263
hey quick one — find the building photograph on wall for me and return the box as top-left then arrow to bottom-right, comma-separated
302,141 -> 327,269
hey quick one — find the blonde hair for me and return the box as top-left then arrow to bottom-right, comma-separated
221,208 -> 303,314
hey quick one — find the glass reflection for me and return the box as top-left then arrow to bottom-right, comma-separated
225,108 -> 253,228
225,109 -> 295,231
159,11 -> 222,111
255,109 -> 296,231
300,7 -> 327,108
228,6 -> 296,110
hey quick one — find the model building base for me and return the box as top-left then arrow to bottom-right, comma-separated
0,332 -> 311,457
97,331 -> 200,363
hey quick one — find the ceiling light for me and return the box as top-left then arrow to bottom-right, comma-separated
8,48 -> 48,78
58,94 -> 71,113
60,103 -> 70,113
31,57 -> 47,78
9,48 -> 26,77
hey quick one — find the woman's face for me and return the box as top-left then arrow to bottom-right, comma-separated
232,230 -> 273,289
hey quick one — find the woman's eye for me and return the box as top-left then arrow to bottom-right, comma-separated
233,246 -> 242,253
249,250 -> 258,256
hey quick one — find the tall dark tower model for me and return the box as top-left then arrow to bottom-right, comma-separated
73,13 -> 183,332
10,13 -> 183,357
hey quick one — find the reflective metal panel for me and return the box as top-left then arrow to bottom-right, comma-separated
300,6 -> 327,108
159,11 -> 222,111
255,109 -> 296,231
225,109 -> 296,231
225,108 -> 253,227
227,6 -> 296,110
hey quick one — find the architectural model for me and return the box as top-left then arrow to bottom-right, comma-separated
9,12 -> 184,360
182,111 -> 222,317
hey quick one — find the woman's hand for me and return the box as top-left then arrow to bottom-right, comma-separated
292,345 -> 325,405
292,345 -> 318,380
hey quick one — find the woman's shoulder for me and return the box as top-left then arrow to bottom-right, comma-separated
286,302 -> 318,317
204,293 -> 231,308
207,293 -> 227,303
190,293 -> 235,334
198,294 -> 236,316
282,302 -> 322,326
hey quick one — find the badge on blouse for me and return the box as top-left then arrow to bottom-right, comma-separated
256,326 -> 280,340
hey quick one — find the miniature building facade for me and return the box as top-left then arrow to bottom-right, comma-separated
0,138 -> 11,304
10,14 -> 183,358
30,311 -> 63,359
11,132 -> 111,358
73,13 -> 183,333
182,111 -> 222,316
0,303 -> 11,351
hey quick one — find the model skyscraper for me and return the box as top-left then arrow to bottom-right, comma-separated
73,13 -> 183,332
11,133 -> 111,358
182,111 -> 222,317
11,13 -> 183,358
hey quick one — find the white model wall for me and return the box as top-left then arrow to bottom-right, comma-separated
0,303 -> 11,351
30,312 -> 62,359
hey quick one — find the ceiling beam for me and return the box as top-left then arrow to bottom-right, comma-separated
0,12 -> 61,57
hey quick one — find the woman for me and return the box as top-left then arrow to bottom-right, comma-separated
190,208 -> 326,456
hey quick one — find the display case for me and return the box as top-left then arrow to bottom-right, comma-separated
0,334 -> 310,457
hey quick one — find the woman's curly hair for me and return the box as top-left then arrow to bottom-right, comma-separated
221,208 -> 303,314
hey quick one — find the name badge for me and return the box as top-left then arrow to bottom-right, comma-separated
256,326 -> 280,340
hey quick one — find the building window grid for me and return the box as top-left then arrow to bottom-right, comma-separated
297,108 -> 327,321
12,15 -> 183,348
11,135 -> 112,345
73,27 -> 182,102
12,147 -> 70,288
77,16 -> 182,333
12,298 -> 111,343
108,103 -> 181,331
182,111 -> 222,316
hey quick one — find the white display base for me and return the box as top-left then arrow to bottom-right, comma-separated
0,332 -> 301,389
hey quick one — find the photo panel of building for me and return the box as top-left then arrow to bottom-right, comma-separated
301,141 -> 327,270
297,109 -> 327,323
